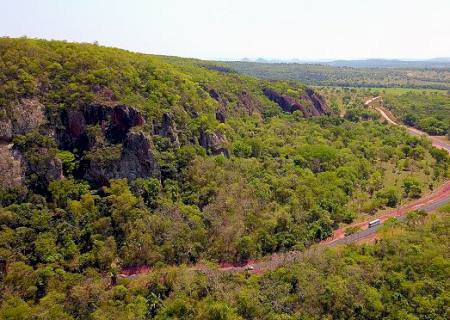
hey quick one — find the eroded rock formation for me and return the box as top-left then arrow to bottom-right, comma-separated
83,131 -> 159,186
0,98 -> 46,142
153,113 -> 180,148
58,103 -> 158,185
0,143 -> 26,189
58,103 -> 146,150
199,129 -> 229,156
263,88 -> 329,117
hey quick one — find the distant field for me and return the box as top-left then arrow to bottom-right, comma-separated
370,87 -> 448,94
220,61 -> 450,90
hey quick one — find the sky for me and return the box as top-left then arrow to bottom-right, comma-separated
2,0 -> 450,61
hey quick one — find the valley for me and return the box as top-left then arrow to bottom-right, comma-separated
119,96 -> 450,276
0,38 -> 449,319
2,1 -> 450,318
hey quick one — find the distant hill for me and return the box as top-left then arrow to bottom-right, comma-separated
325,58 -> 450,69
239,58 -> 450,69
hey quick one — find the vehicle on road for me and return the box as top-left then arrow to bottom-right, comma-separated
368,219 -> 381,228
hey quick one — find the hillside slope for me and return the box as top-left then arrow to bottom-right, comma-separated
0,39 -> 448,287
0,38 -> 331,190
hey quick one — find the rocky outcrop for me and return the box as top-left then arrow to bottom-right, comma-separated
0,99 -> 46,142
206,86 -> 261,115
57,102 -> 159,186
0,141 -> 63,194
13,99 -> 47,135
1,93 -> 158,189
58,103 -> 146,149
0,119 -> 12,142
237,91 -> 260,114
0,143 -> 26,190
27,149 -> 64,187
263,88 -> 306,114
207,88 -> 221,101
119,132 -> 159,179
153,113 -> 180,148
215,111 -> 226,123
303,89 -> 329,115
107,105 -> 145,143
0,99 -> 62,193
199,130 -> 229,156
263,88 -> 329,117
83,132 -> 159,185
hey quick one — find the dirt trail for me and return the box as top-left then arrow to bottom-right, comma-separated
373,98 -> 450,152
120,97 -> 450,277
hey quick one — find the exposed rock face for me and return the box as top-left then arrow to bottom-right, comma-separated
0,99 -> 63,193
84,132 -> 159,185
119,132 -> 159,179
199,129 -> 229,156
28,149 -> 64,184
207,88 -> 221,101
263,88 -> 305,114
59,103 -> 146,149
215,111 -> 226,123
92,85 -> 117,105
1,93 -> 158,189
0,99 -> 46,142
66,109 -> 87,140
0,142 -> 63,194
263,88 -> 329,117
0,119 -> 12,142
154,113 -> 180,148
237,91 -> 259,114
107,105 -> 145,143
13,99 -> 47,135
303,89 -> 329,115
57,102 -> 159,186
0,143 -> 26,189
205,87 -> 232,109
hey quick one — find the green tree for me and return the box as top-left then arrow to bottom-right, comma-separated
402,177 -> 422,198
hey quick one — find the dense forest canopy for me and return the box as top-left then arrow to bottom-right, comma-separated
0,38 -> 449,319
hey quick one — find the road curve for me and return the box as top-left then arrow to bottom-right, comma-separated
373,98 -> 450,152
120,98 -> 450,277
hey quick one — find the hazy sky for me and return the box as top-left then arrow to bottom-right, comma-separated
2,0 -> 449,60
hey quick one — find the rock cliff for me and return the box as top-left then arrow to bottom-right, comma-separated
262,88 -> 329,117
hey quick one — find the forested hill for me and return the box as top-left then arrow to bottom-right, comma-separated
0,38 -> 333,187
0,38 -> 449,318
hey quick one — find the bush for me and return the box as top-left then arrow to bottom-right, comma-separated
376,187 -> 401,207
402,177 -> 422,198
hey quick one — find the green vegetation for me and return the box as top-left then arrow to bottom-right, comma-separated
0,38 -> 449,319
1,210 -> 448,319
222,61 -> 450,90
382,90 -> 450,136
